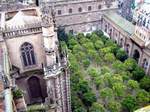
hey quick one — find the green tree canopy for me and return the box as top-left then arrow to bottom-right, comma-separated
132,66 -> 145,81
82,91 -> 96,107
140,76 -> 150,91
90,102 -> 106,112
122,95 -> 137,112
108,101 -> 121,112
127,79 -> 139,90
124,58 -> 137,72
116,48 -> 128,62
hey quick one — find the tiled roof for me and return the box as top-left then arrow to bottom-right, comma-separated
103,10 -> 135,35
6,11 -> 41,28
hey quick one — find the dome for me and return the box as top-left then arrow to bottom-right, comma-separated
6,11 -> 41,28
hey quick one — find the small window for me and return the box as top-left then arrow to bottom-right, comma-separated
88,6 -> 92,11
98,5 -> 102,9
58,10 -> 61,15
78,7 -> 82,12
69,8 -> 72,13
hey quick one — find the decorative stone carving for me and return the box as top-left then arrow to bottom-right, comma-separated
41,5 -> 54,27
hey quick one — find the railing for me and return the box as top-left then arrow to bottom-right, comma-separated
2,22 -> 42,38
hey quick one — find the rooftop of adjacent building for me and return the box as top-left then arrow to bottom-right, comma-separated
0,7 -> 41,30
103,10 -> 150,51
135,2 -> 150,16
103,10 -> 135,35
6,11 -> 41,28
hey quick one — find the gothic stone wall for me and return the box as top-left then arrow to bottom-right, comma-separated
16,71 -> 47,104
5,33 -> 45,73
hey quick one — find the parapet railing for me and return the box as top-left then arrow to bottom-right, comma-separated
2,22 -> 42,38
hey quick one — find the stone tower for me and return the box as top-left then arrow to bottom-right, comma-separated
41,3 -> 71,112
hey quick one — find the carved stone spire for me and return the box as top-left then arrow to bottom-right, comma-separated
41,3 -> 53,28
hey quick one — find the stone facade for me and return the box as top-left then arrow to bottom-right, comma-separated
0,6 -> 71,112
40,0 -> 118,34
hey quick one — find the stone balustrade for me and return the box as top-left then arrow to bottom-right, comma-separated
2,22 -> 42,39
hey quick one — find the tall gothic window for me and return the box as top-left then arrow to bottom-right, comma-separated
21,42 -> 36,67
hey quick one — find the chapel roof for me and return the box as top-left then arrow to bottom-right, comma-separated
6,11 -> 41,28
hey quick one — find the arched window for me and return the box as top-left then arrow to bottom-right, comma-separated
126,44 -> 130,55
120,38 -> 123,47
142,59 -> 148,70
133,49 -> 140,63
109,29 -> 112,37
21,42 -> 36,67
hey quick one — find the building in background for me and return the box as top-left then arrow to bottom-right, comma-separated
39,0 -> 118,34
118,0 -> 145,22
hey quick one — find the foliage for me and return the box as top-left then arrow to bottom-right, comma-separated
76,80 -> 91,94
132,66 -> 145,81
112,60 -> 125,73
82,91 -> 96,107
112,82 -> 127,97
124,58 -> 137,72
121,95 -> 137,112
100,87 -> 114,101
27,104 -> 47,112
13,89 -> 23,99
136,89 -> 150,106
104,53 -> 115,63
60,30 -> 149,112
116,48 -> 128,62
90,103 -> 105,112
127,80 -> 139,89
108,101 -> 121,112
71,94 -> 86,112
140,76 -> 150,91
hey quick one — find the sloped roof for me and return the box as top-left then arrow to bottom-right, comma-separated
103,10 -> 135,35
6,11 -> 41,28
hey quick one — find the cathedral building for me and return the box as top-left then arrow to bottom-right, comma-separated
0,0 -> 150,111
0,5 -> 71,112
